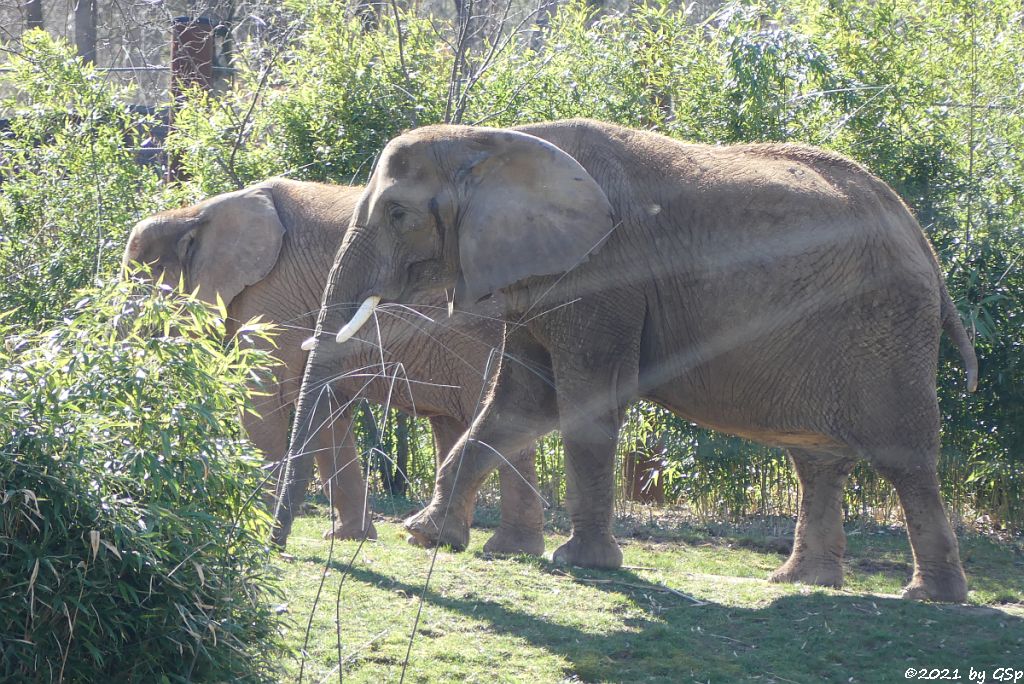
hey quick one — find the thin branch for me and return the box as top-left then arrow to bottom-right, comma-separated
390,0 -> 419,127
453,0 -> 523,121
225,10 -> 311,184
445,0 -> 474,122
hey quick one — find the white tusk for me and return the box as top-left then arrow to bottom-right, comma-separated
336,296 -> 381,343
300,335 -> 317,351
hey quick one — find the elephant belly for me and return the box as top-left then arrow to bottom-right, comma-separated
637,305 -> 848,452
643,384 -> 844,452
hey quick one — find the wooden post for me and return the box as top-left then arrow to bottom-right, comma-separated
623,436 -> 666,505
73,0 -> 97,64
171,16 -> 215,97
24,0 -> 44,30
166,16 -> 215,182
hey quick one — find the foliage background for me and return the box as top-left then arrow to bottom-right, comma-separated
2,0 -> 1022,546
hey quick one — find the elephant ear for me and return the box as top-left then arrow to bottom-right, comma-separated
185,185 -> 286,307
453,129 -> 614,306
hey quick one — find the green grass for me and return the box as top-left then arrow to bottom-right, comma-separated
273,505 -> 1024,683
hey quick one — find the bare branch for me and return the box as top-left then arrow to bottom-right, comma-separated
389,0 -> 419,127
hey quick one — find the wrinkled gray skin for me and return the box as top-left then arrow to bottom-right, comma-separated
122,178 -> 544,553
298,119 -> 980,603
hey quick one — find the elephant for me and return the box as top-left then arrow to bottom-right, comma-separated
121,178 -> 545,553
294,118 -> 978,603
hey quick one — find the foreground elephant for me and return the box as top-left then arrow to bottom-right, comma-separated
296,118 -> 978,602
122,179 -> 544,553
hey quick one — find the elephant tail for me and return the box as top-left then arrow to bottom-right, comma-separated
939,281 -> 979,393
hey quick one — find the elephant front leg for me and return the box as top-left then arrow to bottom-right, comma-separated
403,414 -> 481,550
431,416 -> 545,556
769,449 -> 856,587
546,294 -> 641,570
241,391 -> 300,545
550,385 -> 624,570
405,329 -> 557,552
548,340 -> 637,569
315,412 -> 377,541
244,406 -> 290,514
403,431 -> 495,551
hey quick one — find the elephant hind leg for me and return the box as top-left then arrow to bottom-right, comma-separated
872,458 -> 966,602
483,446 -> 545,556
852,389 -> 966,602
770,449 -> 856,588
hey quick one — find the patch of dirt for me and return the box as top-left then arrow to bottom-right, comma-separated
854,558 -> 911,575
991,595 -> 1023,606
734,536 -> 793,556
416,627 -> 444,638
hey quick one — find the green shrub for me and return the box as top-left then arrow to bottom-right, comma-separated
0,279 -> 283,682
0,31 -> 180,328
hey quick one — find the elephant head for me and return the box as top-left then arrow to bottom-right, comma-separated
123,181 -> 337,545
123,184 -> 286,308
299,125 -> 615,352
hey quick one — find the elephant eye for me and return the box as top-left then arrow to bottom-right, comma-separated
388,205 -> 407,225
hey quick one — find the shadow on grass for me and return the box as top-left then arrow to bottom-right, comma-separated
310,551 -> 1023,683
321,495 -> 1024,603
605,514 -> 1024,603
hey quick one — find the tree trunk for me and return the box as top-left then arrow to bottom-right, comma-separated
74,0 -> 97,64
393,412 -> 410,497
360,401 -> 390,492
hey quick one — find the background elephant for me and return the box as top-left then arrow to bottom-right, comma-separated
122,178 -> 544,553
294,118 -> 978,602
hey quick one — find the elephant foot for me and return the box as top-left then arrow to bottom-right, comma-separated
901,567 -> 968,603
483,525 -> 545,557
403,505 -> 470,551
270,528 -> 288,549
323,519 -> 378,541
552,533 -> 622,569
769,554 -> 844,588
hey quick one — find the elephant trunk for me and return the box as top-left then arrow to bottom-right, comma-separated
272,231 -> 392,547
270,352 -> 338,547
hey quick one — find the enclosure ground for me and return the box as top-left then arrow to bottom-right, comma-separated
274,505 -> 1023,683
